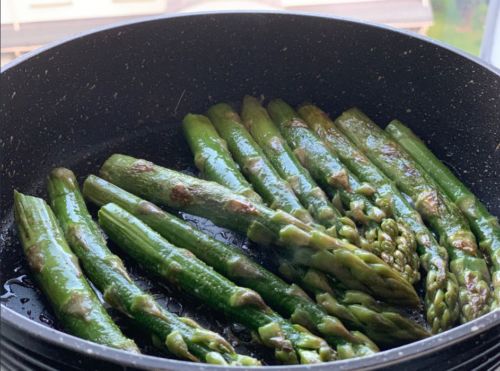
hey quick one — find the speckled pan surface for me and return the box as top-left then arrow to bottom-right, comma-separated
1,11 -> 499,370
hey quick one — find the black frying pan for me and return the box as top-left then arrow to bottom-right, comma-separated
1,12 -> 499,370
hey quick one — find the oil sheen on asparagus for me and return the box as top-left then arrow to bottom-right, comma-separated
182,113 -> 263,204
184,109 -> 314,225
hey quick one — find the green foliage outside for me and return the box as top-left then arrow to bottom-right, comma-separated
427,0 -> 489,56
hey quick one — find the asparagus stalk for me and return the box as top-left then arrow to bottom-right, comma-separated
299,104 -> 458,331
99,154 -> 419,307
267,99 -> 417,283
234,97 -> 354,238
47,168 -> 258,365
83,175 -> 379,357
13,191 -> 139,353
386,120 -> 500,309
98,203 -> 335,364
278,262 -> 430,347
336,108 -> 492,322
182,113 -> 262,204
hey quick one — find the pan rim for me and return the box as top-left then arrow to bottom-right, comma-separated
2,305 -> 499,369
1,10 -> 499,76
1,11 -> 499,370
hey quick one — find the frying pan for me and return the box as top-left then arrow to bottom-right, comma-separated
1,12 -> 499,370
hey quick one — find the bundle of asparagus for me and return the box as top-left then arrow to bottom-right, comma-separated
385,120 -> 500,309
266,99 -> 420,285
99,154 -> 420,307
184,111 -> 314,225
267,100 -> 385,225
298,104 -> 459,332
336,108 -> 492,322
98,203 -> 334,364
183,113 -> 263,204
83,175 -> 385,355
47,168 -> 258,365
277,262 -> 429,347
238,97 -> 351,237
179,103 -> 428,346
12,93 -> 498,365
13,191 -> 139,353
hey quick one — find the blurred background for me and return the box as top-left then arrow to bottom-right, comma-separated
1,0 -> 499,68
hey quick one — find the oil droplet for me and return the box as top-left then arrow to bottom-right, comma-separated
39,311 -> 55,326
1,274 -> 32,301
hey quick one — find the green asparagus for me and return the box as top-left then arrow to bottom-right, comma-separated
178,108 -> 426,345
267,99 -> 417,283
299,104 -> 459,331
236,97 -> 352,236
83,175 -> 379,357
98,203 -> 335,364
181,104 -> 421,346
386,120 -> 500,309
278,262 -> 430,347
48,168 -> 258,365
182,113 -> 262,204
13,191 -> 139,352
267,99 -> 385,225
99,154 -> 420,307
336,108 -> 492,322
196,103 -> 314,225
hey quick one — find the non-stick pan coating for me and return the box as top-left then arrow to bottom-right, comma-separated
1,12 -> 499,370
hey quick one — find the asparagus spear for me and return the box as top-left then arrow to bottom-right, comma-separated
386,120 -> 500,309
13,191 -> 139,353
299,104 -> 458,331
182,113 -> 262,204
267,99 -> 417,283
231,97 -> 354,238
99,154 -> 420,307
83,175 -> 379,357
98,203 -> 335,364
47,168 -> 258,365
336,108 -> 492,322
278,262 -> 430,347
